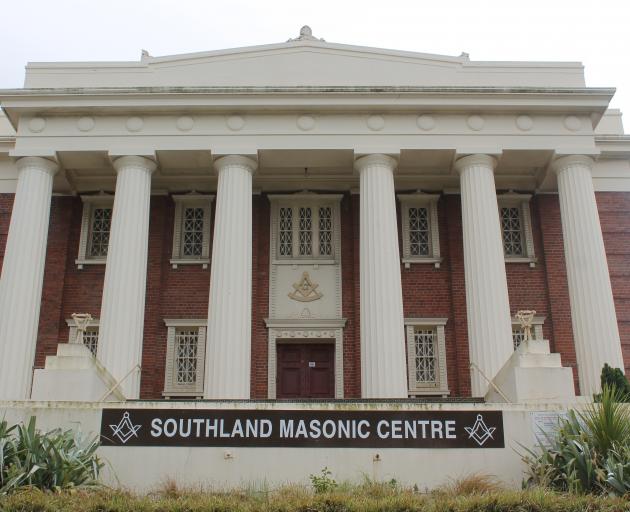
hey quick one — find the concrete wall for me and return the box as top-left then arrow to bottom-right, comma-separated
0,400 -> 578,491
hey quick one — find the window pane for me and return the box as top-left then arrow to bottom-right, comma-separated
175,329 -> 199,384
512,328 -> 526,350
318,207 -> 333,257
299,207 -> 313,256
501,207 -> 524,256
414,328 -> 437,384
88,207 -> 112,257
409,207 -> 430,256
182,207 -> 204,257
83,328 -> 99,356
279,207 -> 293,256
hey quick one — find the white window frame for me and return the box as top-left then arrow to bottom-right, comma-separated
498,193 -> 536,267
269,194 -> 342,265
65,317 -> 99,356
511,315 -> 545,350
170,194 -> 214,269
163,319 -> 207,398
405,318 -> 449,396
76,195 -> 114,269
398,194 -> 442,269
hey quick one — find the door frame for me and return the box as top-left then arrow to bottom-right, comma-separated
265,319 -> 346,399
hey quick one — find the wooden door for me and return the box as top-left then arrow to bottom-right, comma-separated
277,343 -> 335,399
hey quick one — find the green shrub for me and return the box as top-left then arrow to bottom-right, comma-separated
523,385 -> 630,495
600,364 -> 630,401
0,416 -> 103,495
309,467 -> 337,494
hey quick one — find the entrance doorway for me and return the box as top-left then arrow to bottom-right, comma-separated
276,343 -> 335,399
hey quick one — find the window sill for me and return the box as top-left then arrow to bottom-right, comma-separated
75,258 -> 106,269
402,257 -> 442,269
505,257 -> 537,268
272,259 -> 338,267
162,391 -> 203,399
408,389 -> 450,397
170,259 -> 210,269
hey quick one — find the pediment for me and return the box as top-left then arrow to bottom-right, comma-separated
24,31 -> 585,89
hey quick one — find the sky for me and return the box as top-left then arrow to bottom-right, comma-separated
1,0 -> 629,130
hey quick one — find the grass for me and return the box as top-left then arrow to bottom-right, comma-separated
1,480 -> 629,512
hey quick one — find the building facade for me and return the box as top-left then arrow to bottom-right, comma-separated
0,27 -> 629,402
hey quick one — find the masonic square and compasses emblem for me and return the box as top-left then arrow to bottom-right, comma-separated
109,411 -> 142,444
288,271 -> 323,302
464,414 -> 496,446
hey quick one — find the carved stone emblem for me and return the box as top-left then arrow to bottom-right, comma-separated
71,312 -> 93,345
515,309 -> 536,342
288,272 -> 323,302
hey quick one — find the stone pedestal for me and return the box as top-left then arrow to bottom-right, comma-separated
31,343 -> 123,401
486,339 -> 576,403
204,155 -> 257,399
355,154 -> 407,398
0,157 -> 58,400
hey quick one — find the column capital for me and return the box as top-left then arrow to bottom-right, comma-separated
551,154 -> 594,175
453,154 -> 497,175
214,155 -> 258,175
112,155 -> 157,174
354,154 -> 397,174
16,156 -> 59,176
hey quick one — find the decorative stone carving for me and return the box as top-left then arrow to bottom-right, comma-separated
515,309 -> 536,341
176,116 -> 194,131
297,114 -> 316,131
28,117 -> 46,133
288,25 -> 325,42
563,115 -> 582,132
125,116 -> 143,132
367,115 -> 385,131
288,272 -> 323,302
71,313 -> 93,345
466,115 -> 485,131
417,114 -> 435,131
515,115 -> 533,131
226,115 -> 245,131
77,116 -> 95,132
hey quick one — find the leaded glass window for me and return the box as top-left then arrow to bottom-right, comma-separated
182,207 -> 204,257
414,328 -> 437,384
82,328 -> 99,356
175,329 -> 199,385
318,207 -> 333,257
88,207 -> 112,258
298,207 -> 313,256
512,327 -> 526,350
409,207 -> 430,256
501,207 -> 524,256
279,207 -> 293,256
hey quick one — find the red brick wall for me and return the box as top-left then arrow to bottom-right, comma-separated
4,189 -> 625,400
597,192 -> 630,375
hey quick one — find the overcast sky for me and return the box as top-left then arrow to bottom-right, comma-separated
1,0 -> 629,130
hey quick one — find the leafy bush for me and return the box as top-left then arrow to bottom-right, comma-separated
0,416 -> 102,495
309,466 -> 337,493
523,385 -> 630,495
600,364 -> 630,401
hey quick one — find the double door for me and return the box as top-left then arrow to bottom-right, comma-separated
276,343 -> 335,399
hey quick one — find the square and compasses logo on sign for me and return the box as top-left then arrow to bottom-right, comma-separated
464,414 -> 496,446
109,411 -> 142,444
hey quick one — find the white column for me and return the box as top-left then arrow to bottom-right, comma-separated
0,157 -> 58,400
455,154 -> 514,397
553,155 -> 624,395
204,155 -> 257,399
355,154 -> 407,398
97,156 -> 156,399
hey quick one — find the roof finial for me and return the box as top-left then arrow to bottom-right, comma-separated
288,25 -> 325,42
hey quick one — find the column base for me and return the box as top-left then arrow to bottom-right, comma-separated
31,343 -> 125,401
485,339 -> 576,403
